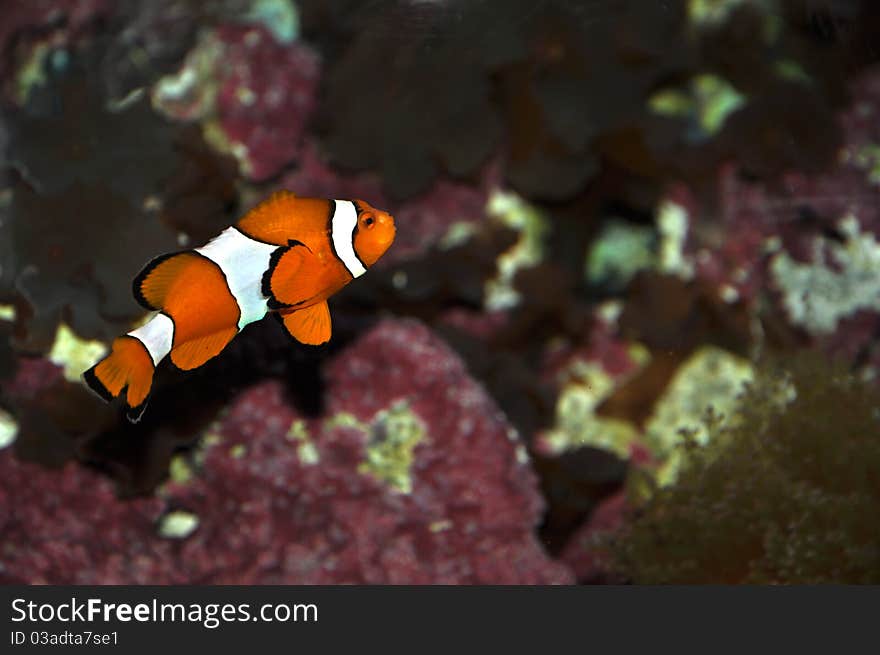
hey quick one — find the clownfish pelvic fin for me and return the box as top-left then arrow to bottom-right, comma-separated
276,301 -> 332,345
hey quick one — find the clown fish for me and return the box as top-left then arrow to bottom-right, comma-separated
84,191 -> 396,421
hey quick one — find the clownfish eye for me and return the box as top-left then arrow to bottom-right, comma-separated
364,215 -> 375,227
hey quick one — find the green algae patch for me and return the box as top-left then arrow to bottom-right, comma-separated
238,0 -> 299,44
688,0 -> 780,42
650,75 -> 746,139
586,221 -> 656,290
358,401 -> 427,494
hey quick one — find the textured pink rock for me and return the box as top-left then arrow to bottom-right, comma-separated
0,455 -> 164,584
560,490 -> 626,583
214,24 -> 320,181
539,309 -> 642,389
0,319 -> 573,584
1,356 -> 63,400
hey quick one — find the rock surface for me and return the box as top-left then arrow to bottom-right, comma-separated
0,320 -> 573,584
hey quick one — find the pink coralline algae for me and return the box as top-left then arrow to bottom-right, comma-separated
560,490 -> 626,583
0,320 -> 573,584
651,67 -> 880,365
155,23 -> 320,181
214,24 -> 320,181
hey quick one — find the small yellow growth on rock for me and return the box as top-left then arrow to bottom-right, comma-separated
323,411 -> 364,431
644,345 -> 754,486
542,350 -> 649,459
358,401 -> 427,494
157,510 -> 199,539
657,201 -> 694,280
168,455 -> 194,484
484,190 -> 549,311
286,419 -> 320,465
48,323 -> 108,382
0,408 -> 18,449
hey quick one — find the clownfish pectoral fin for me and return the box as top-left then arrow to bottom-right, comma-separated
262,241 -> 326,309
83,335 -> 155,422
169,327 -> 239,371
277,301 -> 332,345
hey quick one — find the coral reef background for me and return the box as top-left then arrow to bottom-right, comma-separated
1,0 -> 879,584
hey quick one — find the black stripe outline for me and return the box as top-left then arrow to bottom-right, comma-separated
326,199 -> 343,270
82,335 -> 154,423
327,199 -> 367,279
126,311 -> 176,365
190,250 -> 241,322
83,364 -> 114,403
350,218 -> 368,273
261,239 -> 312,310
156,250 -> 241,373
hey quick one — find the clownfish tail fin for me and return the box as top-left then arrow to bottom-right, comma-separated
83,336 -> 155,423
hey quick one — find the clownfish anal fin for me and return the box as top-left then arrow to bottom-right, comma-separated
169,327 -> 239,370
278,301 -> 332,345
262,242 -> 326,308
133,251 -> 197,311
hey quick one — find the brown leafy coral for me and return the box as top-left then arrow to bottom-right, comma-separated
304,0 -> 872,202
607,354 -> 880,584
2,41 -> 243,349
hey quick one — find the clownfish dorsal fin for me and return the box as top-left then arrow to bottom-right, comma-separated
133,251 -> 200,311
262,241 -> 326,309
236,190 -> 305,245
169,326 -> 239,371
277,301 -> 332,345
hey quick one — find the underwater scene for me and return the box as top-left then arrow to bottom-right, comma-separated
1,0 -> 879,585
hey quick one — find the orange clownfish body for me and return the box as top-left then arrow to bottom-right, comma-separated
84,191 -> 396,421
